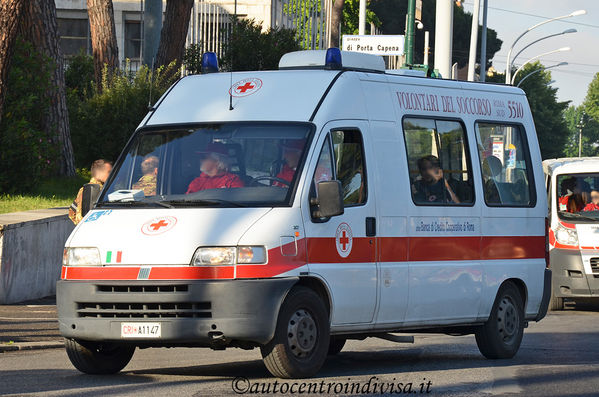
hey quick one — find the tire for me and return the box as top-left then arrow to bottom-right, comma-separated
260,286 -> 330,378
328,337 -> 346,355
475,282 -> 524,359
65,338 -> 135,374
549,294 -> 564,311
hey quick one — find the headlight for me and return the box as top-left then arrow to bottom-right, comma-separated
555,224 -> 578,246
63,247 -> 102,266
191,246 -> 266,265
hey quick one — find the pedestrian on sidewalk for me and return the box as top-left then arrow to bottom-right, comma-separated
69,159 -> 112,225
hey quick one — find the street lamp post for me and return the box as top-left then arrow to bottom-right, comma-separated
505,9 -> 585,84
511,47 -> 570,85
511,29 -> 576,70
578,113 -> 586,157
515,62 -> 567,87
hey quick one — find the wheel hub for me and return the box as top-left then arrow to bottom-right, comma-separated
497,296 -> 519,343
287,309 -> 317,358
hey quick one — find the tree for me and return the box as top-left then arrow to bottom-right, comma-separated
0,0 -> 24,124
329,0 -> 344,47
370,0 -> 502,68
562,105 -> 599,157
156,0 -> 194,69
583,73 -> 599,122
18,0 -> 75,176
342,0 -> 381,35
513,62 -> 570,159
87,0 -> 119,88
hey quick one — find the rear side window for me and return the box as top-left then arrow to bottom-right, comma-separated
475,122 -> 535,207
403,118 -> 474,205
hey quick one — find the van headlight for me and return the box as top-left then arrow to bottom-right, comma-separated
191,246 -> 266,265
63,247 -> 102,266
555,224 -> 578,246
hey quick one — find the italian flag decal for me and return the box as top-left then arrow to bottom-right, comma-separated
106,251 -> 122,263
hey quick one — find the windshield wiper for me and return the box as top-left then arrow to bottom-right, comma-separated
100,199 -> 174,209
559,212 -> 598,222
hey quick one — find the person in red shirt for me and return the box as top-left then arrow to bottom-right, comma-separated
273,140 -> 305,187
186,143 -> 243,194
583,189 -> 599,211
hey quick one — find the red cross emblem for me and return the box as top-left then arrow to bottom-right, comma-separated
142,216 -> 177,235
335,223 -> 353,258
230,78 -> 262,97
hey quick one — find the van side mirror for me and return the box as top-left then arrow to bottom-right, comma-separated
81,183 -> 101,218
311,180 -> 344,219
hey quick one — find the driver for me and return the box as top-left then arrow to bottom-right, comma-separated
186,142 -> 243,193
273,139 -> 305,187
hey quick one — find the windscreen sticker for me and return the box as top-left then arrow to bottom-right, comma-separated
84,210 -> 112,223
335,222 -> 353,258
229,78 -> 263,97
141,216 -> 177,236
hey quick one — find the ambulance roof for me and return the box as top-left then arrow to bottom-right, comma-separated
543,157 -> 599,175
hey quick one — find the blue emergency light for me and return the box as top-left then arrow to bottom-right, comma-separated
325,48 -> 342,70
201,52 -> 219,74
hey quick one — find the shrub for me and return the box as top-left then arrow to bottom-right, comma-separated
183,44 -> 203,75
68,62 -> 179,168
0,39 -> 56,193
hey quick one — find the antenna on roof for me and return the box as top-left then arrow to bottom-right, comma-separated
229,0 -> 237,111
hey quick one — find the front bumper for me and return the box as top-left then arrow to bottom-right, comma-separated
57,277 -> 297,346
550,249 -> 599,298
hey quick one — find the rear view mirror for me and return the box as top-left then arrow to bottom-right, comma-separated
81,183 -> 101,218
312,180 -> 344,218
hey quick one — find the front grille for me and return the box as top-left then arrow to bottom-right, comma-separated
591,258 -> 599,276
97,285 -> 189,293
76,302 -> 211,318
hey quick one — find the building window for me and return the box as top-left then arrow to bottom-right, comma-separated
125,20 -> 142,61
57,18 -> 90,57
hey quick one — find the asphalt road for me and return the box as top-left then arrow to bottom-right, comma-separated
1,309 -> 599,397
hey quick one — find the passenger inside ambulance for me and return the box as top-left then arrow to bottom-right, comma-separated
132,155 -> 159,196
412,155 -> 460,204
186,142 -> 244,193
273,139 -> 305,187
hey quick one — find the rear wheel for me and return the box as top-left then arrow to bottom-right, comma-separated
65,338 -> 135,374
328,337 -> 346,355
475,282 -> 524,359
260,286 -> 329,378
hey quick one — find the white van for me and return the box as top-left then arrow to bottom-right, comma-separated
57,49 -> 551,378
543,157 -> 599,310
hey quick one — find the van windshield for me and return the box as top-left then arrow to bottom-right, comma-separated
98,123 -> 313,207
556,173 -> 599,222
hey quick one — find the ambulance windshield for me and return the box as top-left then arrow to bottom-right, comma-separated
556,173 -> 599,222
98,123 -> 312,207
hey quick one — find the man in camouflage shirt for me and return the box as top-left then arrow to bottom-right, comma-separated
132,155 -> 159,196
69,159 -> 112,225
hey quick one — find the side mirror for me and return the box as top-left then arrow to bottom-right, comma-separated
81,183 -> 101,218
311,180 -> 344,218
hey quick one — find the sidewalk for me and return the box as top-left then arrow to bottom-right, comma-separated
0,296 -> 64,352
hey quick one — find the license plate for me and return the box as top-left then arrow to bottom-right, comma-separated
121,322 -> 161,338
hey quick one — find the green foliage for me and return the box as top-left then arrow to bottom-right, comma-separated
342,0 -> 381,35
583,73 -> 599,123
65,51 -> 95,101
562,106 -> 599,157
68,62 -> 179,168
183,44 -> 203,74
513,62 -> 570,159
0,39 -> 57,194
370,0 -> 502,68
220,18 -> 301,71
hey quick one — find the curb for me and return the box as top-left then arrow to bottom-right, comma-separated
0,340 -> 64,353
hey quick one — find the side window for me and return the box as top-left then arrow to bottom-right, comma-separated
331,130 -> 367,206
403,118 -> 474,205
313,136 -> 334,186
475,123 -> 535,207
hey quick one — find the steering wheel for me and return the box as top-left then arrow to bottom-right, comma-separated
250,176 -> 290,187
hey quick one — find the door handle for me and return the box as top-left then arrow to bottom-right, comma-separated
366,217 -> 376,237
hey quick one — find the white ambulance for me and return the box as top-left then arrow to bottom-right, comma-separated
58,49 -> 551,378
543,157 -> 599,310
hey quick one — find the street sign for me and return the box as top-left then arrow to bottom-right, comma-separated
342,35 -> 405,56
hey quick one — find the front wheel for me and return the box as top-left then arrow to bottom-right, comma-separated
549,293 -> 564,311
65,338 -> 135,374
260,287 -> 330,378
475,282 -> 524,359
